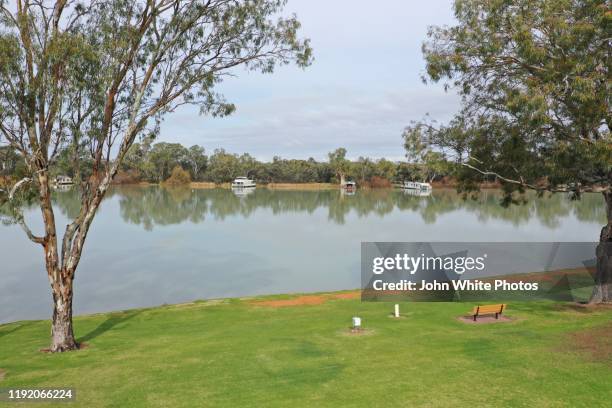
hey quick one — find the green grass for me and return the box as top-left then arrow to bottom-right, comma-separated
1,293 -> 611,407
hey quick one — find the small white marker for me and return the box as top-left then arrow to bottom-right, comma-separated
352,316 -> 361,328
394,304 -> 400,317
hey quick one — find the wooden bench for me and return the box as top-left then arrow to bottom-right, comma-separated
471,304 -> 506,321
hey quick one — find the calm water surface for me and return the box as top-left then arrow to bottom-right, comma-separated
0,186 -> 606,323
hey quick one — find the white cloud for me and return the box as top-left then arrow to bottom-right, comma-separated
158,0 -> 460,161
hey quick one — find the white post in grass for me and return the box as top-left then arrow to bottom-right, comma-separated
394,304 -> 400,318
352,317 -> 361,329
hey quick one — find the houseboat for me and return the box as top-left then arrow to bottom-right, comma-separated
341,181 -> 356,192
231,176 -> 256,188
54,175 -> 74,186
402,181 -> 431,191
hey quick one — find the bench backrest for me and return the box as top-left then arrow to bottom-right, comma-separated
472,304 -> 506,315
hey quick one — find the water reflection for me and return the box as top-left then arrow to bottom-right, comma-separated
52,186 -> 607,229
2,185 -> 606,323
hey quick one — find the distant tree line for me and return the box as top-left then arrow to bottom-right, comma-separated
1,143 -> 454,187
119,144 -> 420,185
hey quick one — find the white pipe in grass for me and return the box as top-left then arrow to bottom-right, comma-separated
394,304 -> 400,318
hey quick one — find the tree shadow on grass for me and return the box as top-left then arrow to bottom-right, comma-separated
77,310 -> 142,343
0,321 -> 35,339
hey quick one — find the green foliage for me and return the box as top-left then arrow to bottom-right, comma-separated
148,143 -> 190,182
402,125 -> 453,182
3,140 -> 457,187
0,146 -> 27,179
205,149 -> 243,183
418,0 -> 611,194
51,145 -> 94,182
24,141 -> 414,186
186,145 -> 208,180
204,150 -> 331,184
328,148 -> 351,183
422,151 -> 452,183
403,125 -> 428,163
119,141 -> 208,182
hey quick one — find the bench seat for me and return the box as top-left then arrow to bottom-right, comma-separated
471,304 -> 506,321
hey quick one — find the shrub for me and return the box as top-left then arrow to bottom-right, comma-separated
367,176 -> 391,188
113,169 -> 142,184
165,166 -> 191,186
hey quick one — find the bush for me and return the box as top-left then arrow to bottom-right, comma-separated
363,176 -> 391,189
165,166 -> 191,186
113,169 -> 142,184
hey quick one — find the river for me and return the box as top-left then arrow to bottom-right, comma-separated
0,186 -> 605,323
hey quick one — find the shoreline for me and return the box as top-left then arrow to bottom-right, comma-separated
111,181 -> 504,190
0,289 -> 362,326
0,264 -> 599,325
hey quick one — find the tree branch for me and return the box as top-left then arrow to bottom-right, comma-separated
8,176 -> 32,200
17,213 -> 45,245
462,159 -> 610,193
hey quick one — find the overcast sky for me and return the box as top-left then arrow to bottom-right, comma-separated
158,0 -> 460,161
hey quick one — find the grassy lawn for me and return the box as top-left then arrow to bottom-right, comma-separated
1,292 -> 611,407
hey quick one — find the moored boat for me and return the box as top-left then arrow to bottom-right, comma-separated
231,176 -> 256,188
402,181 -> 431,191
53,175 -> 74,186
341,181 -> 356,192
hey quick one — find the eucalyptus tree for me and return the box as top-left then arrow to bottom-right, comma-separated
148,142 -> 189,182
328,147 -> 350,185
205,148 -> 240,183
0,0 -> 311,351
403,125 -> 451,183
185,144 -> 207,179
407,0 -> 610,302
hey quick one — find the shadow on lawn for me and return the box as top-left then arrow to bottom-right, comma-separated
0,321 -> 35,339
77,310 -> 142,343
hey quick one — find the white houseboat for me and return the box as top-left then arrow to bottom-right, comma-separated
54,175 -> 74,186
402,181 -> 431,191
231,176 -> 256,188
341,181 -> 356,192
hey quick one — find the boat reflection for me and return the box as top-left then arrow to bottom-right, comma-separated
231,186 -> 256,197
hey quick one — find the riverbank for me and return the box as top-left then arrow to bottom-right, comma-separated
1,291 -> 610,407
140,181 -> 502,190
189,182 -> 338,189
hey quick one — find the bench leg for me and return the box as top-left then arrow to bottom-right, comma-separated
473,315 -> 477,321
495,313 -> 498,319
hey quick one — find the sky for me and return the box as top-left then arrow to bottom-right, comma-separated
158,0 -> 460,161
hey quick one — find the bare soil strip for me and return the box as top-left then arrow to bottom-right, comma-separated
252,291 -> 360,307
568,322 -> 612,363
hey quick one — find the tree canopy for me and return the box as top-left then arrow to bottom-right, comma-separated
410,0 -> 611,303
412,0 -> 610,195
